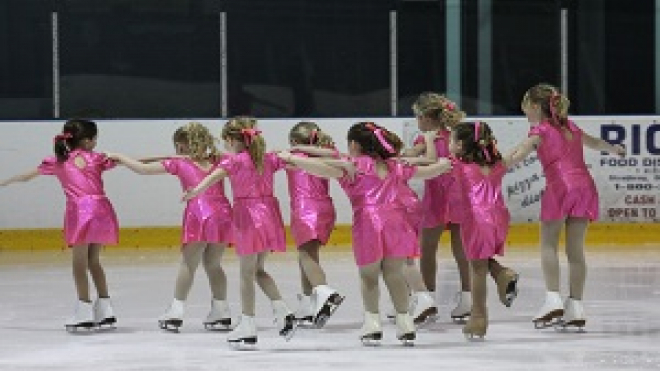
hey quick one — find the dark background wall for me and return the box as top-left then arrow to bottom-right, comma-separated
0,0 -> 655,119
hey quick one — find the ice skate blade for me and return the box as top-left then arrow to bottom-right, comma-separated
159,319 -> 183,333
228,337 -> 258,349
204,318 -> 232,331
313,293 -> 345,329
504,273 -> 519,307
398,332 -> 416,346
65,322 -> 97,333
554,320 -> 586,332
279,315 -> 299,341
360,332 -> 382,346
464,332 -> 486,341
451,314 -> 470,324
532,309 -> 564,329
414,306 -> 438,325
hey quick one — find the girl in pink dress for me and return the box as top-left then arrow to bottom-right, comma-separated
0,119 -> 118,331
511,84 -> 625,329
286,122 -> 343,328
107,122 -> 233,332
184,117 -> 296,346
406,93 -> 519,323
279,122 -> 452,346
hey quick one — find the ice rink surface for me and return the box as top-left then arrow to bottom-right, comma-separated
0,246 -> 659,371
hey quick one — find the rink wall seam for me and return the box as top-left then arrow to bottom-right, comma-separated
0,223 -> 659,250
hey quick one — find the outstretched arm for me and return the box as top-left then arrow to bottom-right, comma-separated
279,151 -> 344,179
106,153 -> 167,175
412,158 -> 452,180
290,145 -> 339,158
402,142 -> 426,157
0,169 -> 40,186
502,135 -> 541,168
182,168 -> 228,201
582,133 -> 626,156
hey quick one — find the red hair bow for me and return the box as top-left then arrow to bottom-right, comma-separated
240,128 -> 262,146
53,132 -> 73,143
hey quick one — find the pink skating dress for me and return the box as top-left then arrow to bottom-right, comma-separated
453,160 -> 510,260
529,120 -> 599,221
216,151 -> 286,255
338,156 -> 420,266
414,129 -> 455,228
161,157 -> 233,245
286,152 -> 336,247
38,149 -> 118,246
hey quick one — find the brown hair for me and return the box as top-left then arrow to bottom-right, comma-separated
452,121 -> 502,166
172,122 -> 219,162
347,122 -> 402,159
54,119 -> 98,162
522,83 -> 570,127
289,121 -> 335,148
412,92 -> 466,129
221,116 -> 265,172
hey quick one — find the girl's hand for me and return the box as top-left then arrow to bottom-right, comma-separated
613,144 -> 626,157
277,150 -> 293,162
182,188 -> 198,202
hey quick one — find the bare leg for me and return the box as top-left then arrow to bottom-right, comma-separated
540,220 -> 564,292
239,254 -> 258,316
420,225 -> 444,291
449,224 -> 471,292
298,240 -> 327,293
565,217 -> 588,300
202,243 -> 228,300
403,258 -> 427,293
358,261 -> 382,313
71,245 -> 91,302
87,244 -> 109,298
382,258 -> 409,314
255,252 -> 283,301
173,243 -> 205,301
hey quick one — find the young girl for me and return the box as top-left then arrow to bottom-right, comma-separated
286,122 -> 344,328
106,122 -> 233,332
512,83 -> 625,329
279,122 -> 452,346
183,116 -> 296,346
406,92 -> 519,322
0,119 -> 117,331
447,121 -> 529,339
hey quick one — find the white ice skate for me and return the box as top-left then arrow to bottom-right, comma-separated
158,299 -> 184,332
227,314 -> 258,347
359,312 -> 382,346
532,292 -> 564,329
272,300 -> 298,341
93,297 -> 116,329
451,291 -> 472,323
311,285 -> 344,328
65,300 -> 96,332
294,294 -> 314,327
203,299 -> 232,331
409,291 -> 438,326
556,298 -> 586,332
395,313 -> 416,346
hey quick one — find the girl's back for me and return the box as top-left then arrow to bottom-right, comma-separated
217,151 -> 284,199
39,149 -> 115,199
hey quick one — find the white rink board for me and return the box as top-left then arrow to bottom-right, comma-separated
0,117 -> 658,228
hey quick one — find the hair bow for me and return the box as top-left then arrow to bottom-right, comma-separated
240,128 -> 262,146
53,132 -> 73,143
365,122 -> 395,154
474,121 -> 491,162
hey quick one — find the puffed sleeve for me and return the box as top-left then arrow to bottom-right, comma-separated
160,158 -> 179,176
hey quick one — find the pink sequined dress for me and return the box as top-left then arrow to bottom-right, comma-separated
414,129 -> 455,227
38,149 -> 118,246
161,157 -> 233,245
216,151 -> 286,255
285,152 -> 336,247
529,120 -> 599,221
338,156 -> 420,266
453,160 -> 510,260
